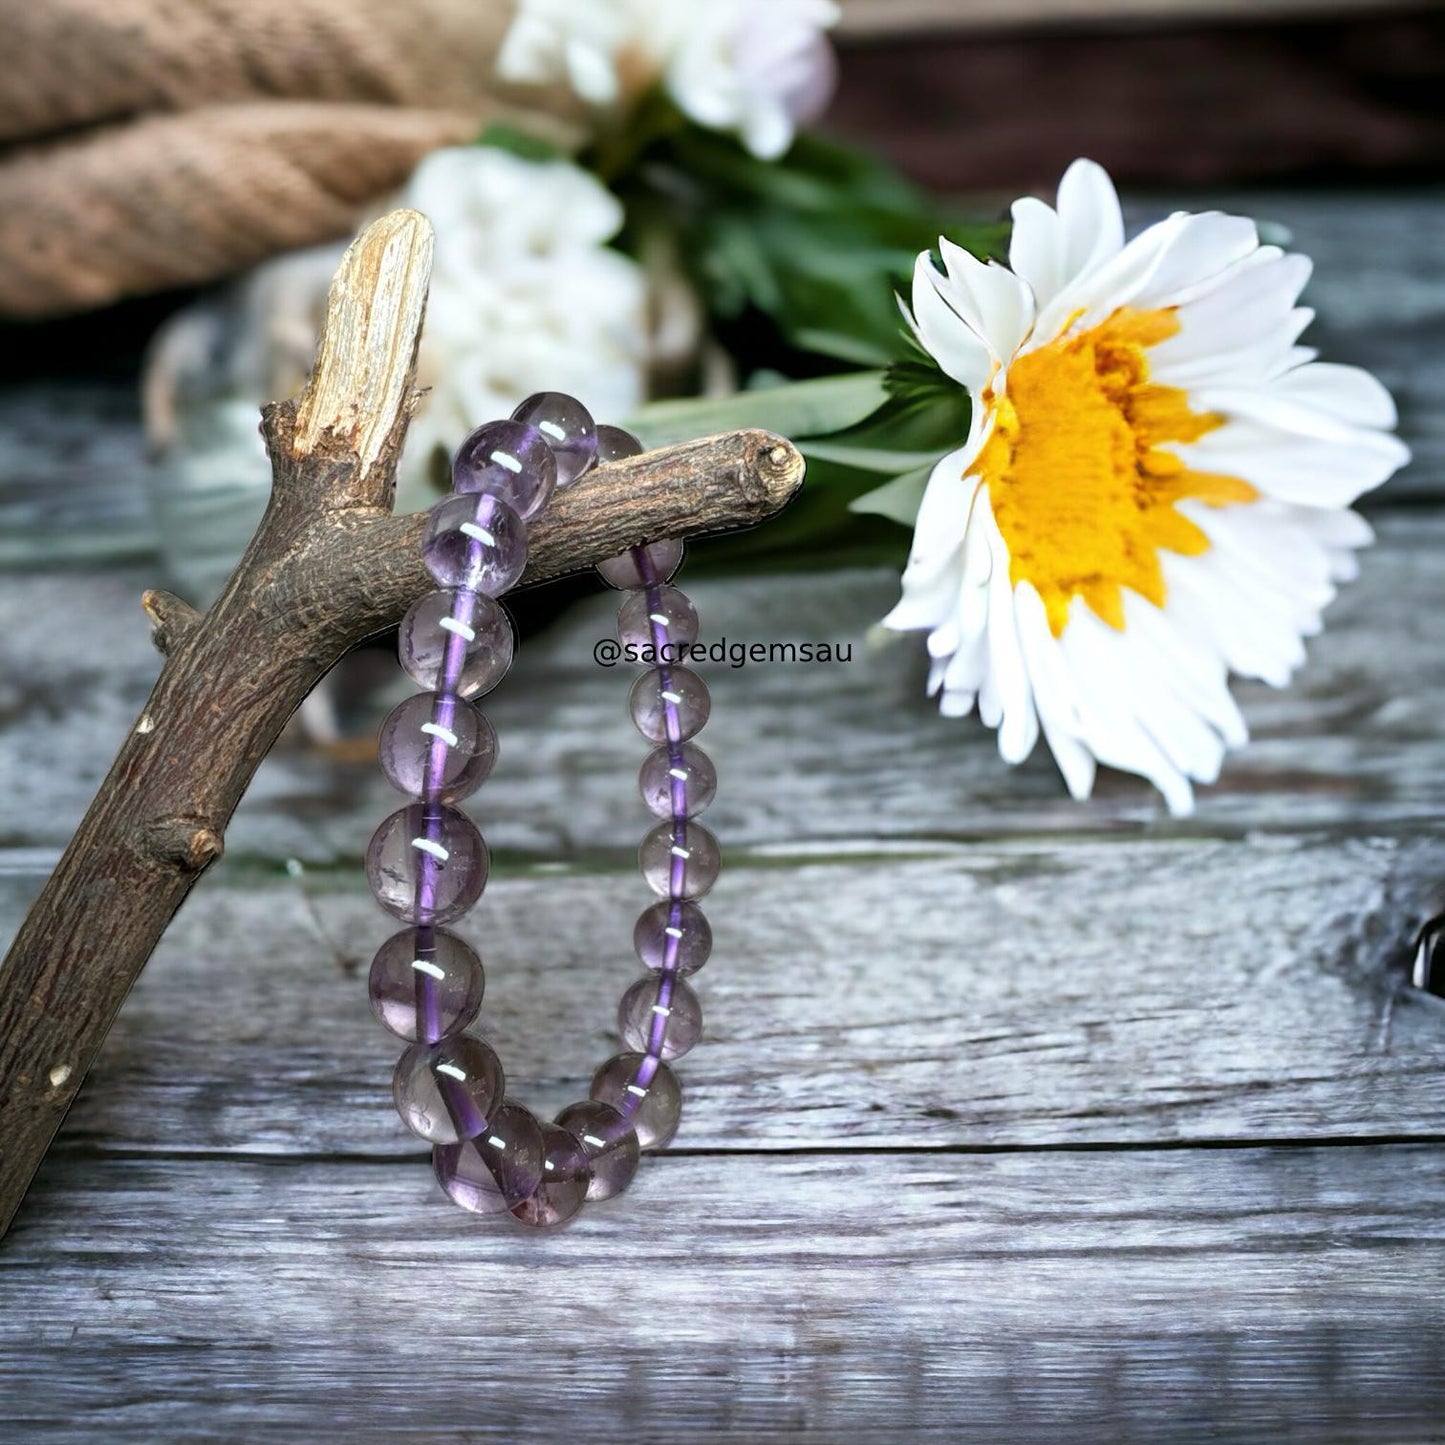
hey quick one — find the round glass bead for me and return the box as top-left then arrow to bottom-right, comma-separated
422,491 -> 528,596
510,1121 -> 592,1228
617,585 -> 699,655
392,1033 -> 503,1144
638,741 -> 717,819
378,692 -> 497,803
452,418 -> 558,519
590,1052 -> 683,1150
399,588 -> 514,700
511,392 -> 598,487
368,926 -> 484,1042
366,802 -> 488,925
596,539 -> 685,591
594,423 -> 642,466
634,899 -> 713,976
555,1100 -> 639,1201
618,974 -> 703,1061
433,1099 -> 546,1215
638,819 -> 721,901
628,666 -> 710,744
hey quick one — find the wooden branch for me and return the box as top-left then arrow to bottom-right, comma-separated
0,207 -> 804,1239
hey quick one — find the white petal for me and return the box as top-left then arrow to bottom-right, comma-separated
740,101 -> 793,161
902,445 -> 982,577
1128,212 -> 1261,310
1149,253 -> 1312,370
1189,385 -> 1395,447
1008,196 -> 1064,311
1013,584 -> 1097,800
1273,361 -> 1400,430
907,255 -> 993,393
1055,159 -> 1125,285
979,507 -> 1038,763
1030,210 -> 1259,350
1295,505 -> 1375,551
1162,552 -> 1303,687
938,238 -> 1036,361
1173,420 -> 1409,507
1055,606 -> 1197,815
1153,318 -> 1318,390
882,448 -> 984,632
1122,592 -> 1248,749
1187,501 -> 1337,616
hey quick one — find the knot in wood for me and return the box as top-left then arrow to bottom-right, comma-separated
142,815 -> 225,872
141,589 -> 202,657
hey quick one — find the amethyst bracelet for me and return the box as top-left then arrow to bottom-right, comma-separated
364,392 -> 718,1227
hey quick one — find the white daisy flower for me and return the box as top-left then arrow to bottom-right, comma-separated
882,158 -> 1410,815
398,148 -> 651,506
497,0 -> 839,160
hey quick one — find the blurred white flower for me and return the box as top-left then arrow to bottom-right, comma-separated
881,158 -> 1410,815
397,147 -> 650,507
497,0 -> 839,160
145,148 -> 662,599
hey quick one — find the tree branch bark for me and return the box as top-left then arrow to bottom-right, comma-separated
0,207 -> 804,1239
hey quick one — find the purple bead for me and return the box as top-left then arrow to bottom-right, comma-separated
596,539 -> 685,591
366,802 -> 488,925
594,423 -> 643,466
378,692 -> 497,803
399,588 -> 514,700
618,973 -> 702,1061
452,418 -> 558,519
511,392 -> 597,487
638,741 -> 716,818
433,1099 -> 545,1215
510,1121 -> 592,1228
368,926 -> 484,1042
634,899 -> 713,976
556,1100 -> 639,1201
590,1052 -> 682,1149
422,492 -> 528,596
628,666 -> 710,744
392,1033 -> 503,1143
617,585 -> 699,655
639,819 -> 721,901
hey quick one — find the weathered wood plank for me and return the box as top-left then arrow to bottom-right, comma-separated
3,511 -> 1444,863
0,381 -> 155,567
3,1147 -> 1443,1441
0,825 -> 1433,1157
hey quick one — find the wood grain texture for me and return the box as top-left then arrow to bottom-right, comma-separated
0,831 -> 1434,1158
3,1148 -> 1443,1441
2,509 -> 1440,865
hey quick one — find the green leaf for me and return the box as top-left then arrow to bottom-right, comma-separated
789,327 -> 895,368
476,122 -> 568,164
619,126 -> 1007,376
626,372 -> 889,449
849,464 -> 934,527
684,451 -> 913,576
800,441 -> 943,474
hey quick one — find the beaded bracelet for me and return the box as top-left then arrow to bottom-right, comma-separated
364,391 -> 717,1227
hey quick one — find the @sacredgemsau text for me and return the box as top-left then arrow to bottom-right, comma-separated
593,638 -> 855,668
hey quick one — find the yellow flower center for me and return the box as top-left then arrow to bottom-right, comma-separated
971,306 -> 1257,637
